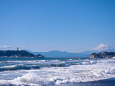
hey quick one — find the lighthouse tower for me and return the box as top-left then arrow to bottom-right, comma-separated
17,47 -> 19,51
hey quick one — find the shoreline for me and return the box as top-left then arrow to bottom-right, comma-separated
0,78 -> 115,86
56,78 -> 115,86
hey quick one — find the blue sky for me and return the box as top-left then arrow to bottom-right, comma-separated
0,0 -> 115,52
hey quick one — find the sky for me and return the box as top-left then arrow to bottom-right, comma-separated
0,0 -> 115,52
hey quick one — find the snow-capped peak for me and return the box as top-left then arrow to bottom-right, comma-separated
92,44 -> 108,51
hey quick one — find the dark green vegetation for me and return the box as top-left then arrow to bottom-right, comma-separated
90,52 -> 115,58
0,50 -> 44,58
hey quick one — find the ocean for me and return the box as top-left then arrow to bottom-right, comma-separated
0,58 -> 115,86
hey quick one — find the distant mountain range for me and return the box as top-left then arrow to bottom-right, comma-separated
26,44 -> 115,58
32,50 -> 89,58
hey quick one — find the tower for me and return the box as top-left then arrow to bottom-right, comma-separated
17,47 -> 19,51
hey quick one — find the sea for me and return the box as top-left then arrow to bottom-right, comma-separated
0,57 -> 115,86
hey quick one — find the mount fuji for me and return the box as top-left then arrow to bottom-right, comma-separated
81,44 -> 115,55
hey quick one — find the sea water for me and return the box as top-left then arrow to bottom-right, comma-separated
0,58 -> 115,86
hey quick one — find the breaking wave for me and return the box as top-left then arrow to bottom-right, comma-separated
0,58 -> 115,86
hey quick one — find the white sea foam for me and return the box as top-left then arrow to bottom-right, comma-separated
0,65 -> 16,68
4,59 -> 64,65
0,59 -> 115,86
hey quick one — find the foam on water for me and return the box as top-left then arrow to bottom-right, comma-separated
0,59 -> 115,86
0,59 -> 67,71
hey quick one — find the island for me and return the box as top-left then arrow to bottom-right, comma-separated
90,52 -> 115,58
0,50 -> 45,58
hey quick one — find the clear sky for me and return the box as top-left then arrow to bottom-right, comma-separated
0,0 -> 115,52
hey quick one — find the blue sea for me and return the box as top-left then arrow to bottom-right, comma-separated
0,58 -> 115,86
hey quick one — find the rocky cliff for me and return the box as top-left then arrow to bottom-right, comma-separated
90,52 -> 115,58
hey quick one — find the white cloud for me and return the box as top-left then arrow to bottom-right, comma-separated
0,45 -> 14,49
0,45 -> 28,50
43,46 -> 51,49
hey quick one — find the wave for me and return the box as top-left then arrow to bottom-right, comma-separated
0,64 -> 40,71
0,59 -> 97,72
0,59 -> 115,86
0,59 -> 68,71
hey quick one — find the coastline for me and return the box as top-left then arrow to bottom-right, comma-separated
56,78 -> 115,86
